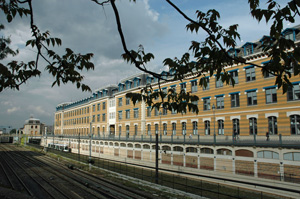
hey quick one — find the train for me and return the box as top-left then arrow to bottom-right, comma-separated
47,143 -> 70,152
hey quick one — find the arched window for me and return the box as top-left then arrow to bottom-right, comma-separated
232,119 -> 240,135
249,117 -> 257,135
163,123 -> 167,135
218,120 -> 224,135
268,116 -> 278,135
119,126 -> 122,136
97,127 -> 100,137
182,122 -> 187,135
290,115 -> 300,135
172,123 -> 176,135
102,126 -> 105,135
147,124 -> 151,135
204,121 -> 210,135
192,121 -> 198,135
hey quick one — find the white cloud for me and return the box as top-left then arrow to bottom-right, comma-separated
7,107 -> 20,114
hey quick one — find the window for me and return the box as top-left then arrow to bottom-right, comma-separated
126,81 -> 132,90
230,70 -> 239,84
118,98 -> 122,106
191,80 -> 197,93
97,103 -> 100,111
192,121 -> 198,135
265,87 -> 277,104
231,93 -> 240,108
162,87 -> 167,98
109,99 -> 115,107
182,122 -> 187,135
191,100 -> 198,113
257,151 -> 279,159
232,119 -> 240,135
92,115 -> 95,122
284,31 -> 295,41
204,121 -> 210,135
163,107 -> 167,115
147,107 -> 151,117
147,124 -> 151,135
172,123 -> 176,135
264,71 -> 274,78
134,125 -> 138,136
119,126 -> 122,135
290,115 -> 300,135
203,77 -> 210,90
216,96 -> 224,109
180,83 -> 186,93
102,114 -> 106,122
268,116 -> 278,135
245,67 -> 256,82
154,107 -> 159,116
134,78 -> 140,87
163,123 -> 167,135
126,110 -> 130,119
97,114 -> 100,122
244,45 -> 253,56
97,127 -> 100,137
287,84 -> 300,101
215,76 -> 223,88
247,90 -> 257,106
249,117 -> 257,135
102,102 -> 106,110
284,152 -> 300,161
93,105 -> 95,112
171,107 -> 177,114
118,111 -> 122,120
134,109 -> 139,118
126,97 -> 130,105
126,125 -> 130,136
203,98 -> 210,111
218,120 -> 224,135
155,124 -> 159,134
102,126 -> 105,134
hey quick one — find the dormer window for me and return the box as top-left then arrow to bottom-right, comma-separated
118,83 -> 124,92
228,48 -> 239,57
133,77 -> 141,87
146,76 -> 153,84
126,80 -> 132,90
282,28 -> 298,41
242,42 -> 256,56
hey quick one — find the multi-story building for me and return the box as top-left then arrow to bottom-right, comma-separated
55,26 -> 300,139
53,25 -> 300,187
22,116 -> 45,135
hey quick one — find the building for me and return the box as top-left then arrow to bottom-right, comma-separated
55,25 -> 300,138
23,117 -> 45,135
53,25 -> 300,185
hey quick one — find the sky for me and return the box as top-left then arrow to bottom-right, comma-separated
0,0 -> 299,129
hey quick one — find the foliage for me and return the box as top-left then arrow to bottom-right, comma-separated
1,0 -> 300,114
0,0 -> 94,92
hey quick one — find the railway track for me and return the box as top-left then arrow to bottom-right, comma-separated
0,144 -> 158,199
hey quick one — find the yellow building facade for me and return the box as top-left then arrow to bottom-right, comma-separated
55,26 -> 300,139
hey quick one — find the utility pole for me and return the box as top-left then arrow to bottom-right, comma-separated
155,111 -> 162,184
89,122 -> 92,170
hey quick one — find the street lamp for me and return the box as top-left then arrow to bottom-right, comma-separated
212,104 -> 216,143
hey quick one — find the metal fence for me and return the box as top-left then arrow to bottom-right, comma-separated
26,144 -> 290,199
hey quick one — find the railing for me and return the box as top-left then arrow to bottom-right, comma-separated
46,133 -> 300,149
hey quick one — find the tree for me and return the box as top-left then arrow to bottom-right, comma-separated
1,0 -> 300,114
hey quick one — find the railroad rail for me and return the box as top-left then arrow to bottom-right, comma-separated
0,144 -> 159,199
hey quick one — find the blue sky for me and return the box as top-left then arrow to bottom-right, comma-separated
0,0 -> 299,129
